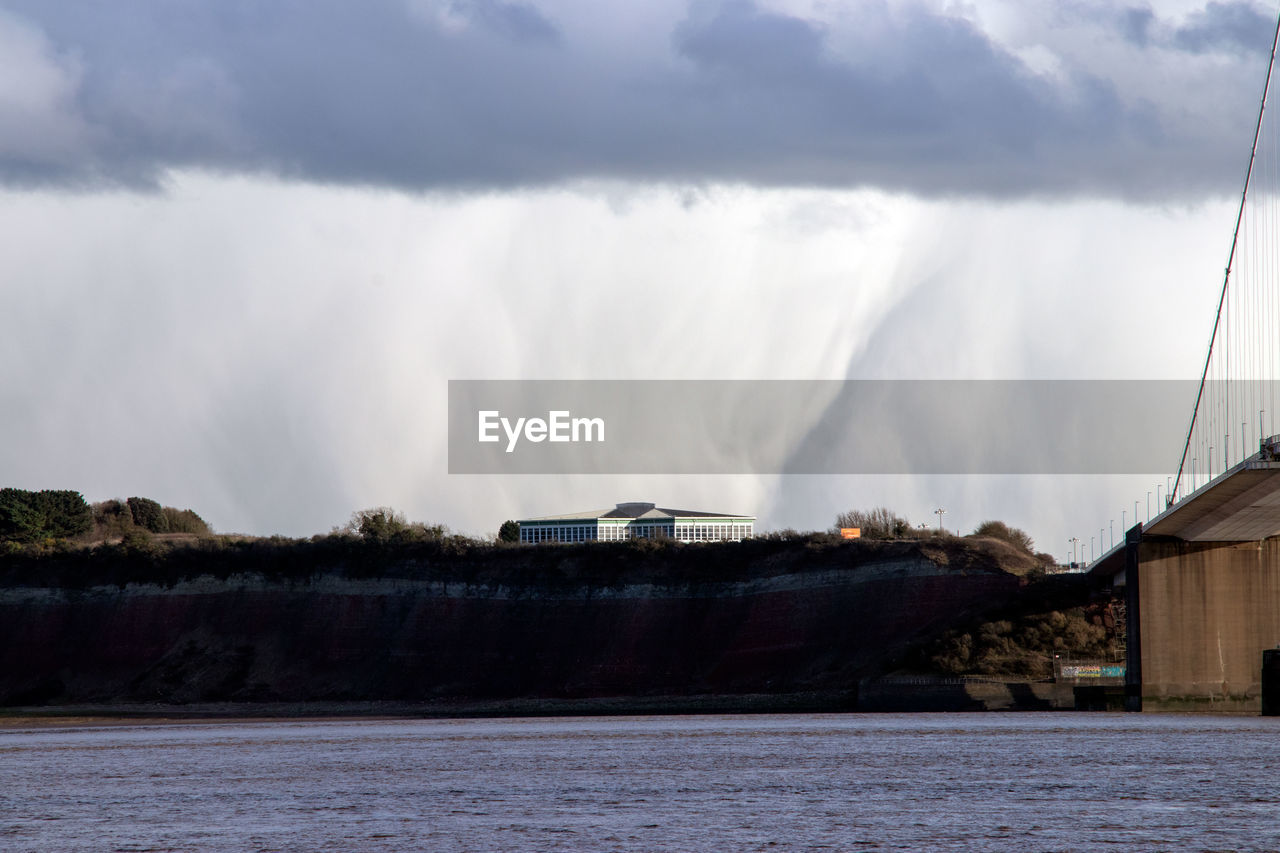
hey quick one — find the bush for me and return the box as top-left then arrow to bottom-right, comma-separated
120,527 -> 156,550
972,519 -> 1035,552
162,507 -> 212,535
92,500 -> 133,537
927,607 -> 1113,679
498,520 -> 520,543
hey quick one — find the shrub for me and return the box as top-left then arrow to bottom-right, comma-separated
972,519 -> 1035,552
92,500 -> 133,536
926,606 -> 1114,679
162,507 -> 212,535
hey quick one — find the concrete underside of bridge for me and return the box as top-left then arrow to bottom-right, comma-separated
1144,461 -> 1280,541
1124,537 -> 1280,712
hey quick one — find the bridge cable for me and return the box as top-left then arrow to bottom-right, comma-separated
1172,8 -> 1280,505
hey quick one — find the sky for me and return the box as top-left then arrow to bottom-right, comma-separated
2,0 -> 1278,557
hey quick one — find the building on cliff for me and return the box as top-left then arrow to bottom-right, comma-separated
518,502 -> 754,544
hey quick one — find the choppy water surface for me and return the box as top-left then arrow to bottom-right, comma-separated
2,713 -> 1279,852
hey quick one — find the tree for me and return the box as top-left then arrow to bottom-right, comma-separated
41,490 -> 92,538
0,488 -> 91,542
833,507 -> 912,539
127,497 -> 169,533
498,520 -> 520,542
349,507 -> 409,544
0,488 -> 43,542
347,508 -> 448,545
972,519 -> 1035,552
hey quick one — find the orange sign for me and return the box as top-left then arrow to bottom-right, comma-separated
840,527 -> 861,539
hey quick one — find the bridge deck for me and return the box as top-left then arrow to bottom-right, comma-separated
1144,460 -> 1280,541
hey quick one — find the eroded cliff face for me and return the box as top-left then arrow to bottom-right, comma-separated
0,539 -> 1028,706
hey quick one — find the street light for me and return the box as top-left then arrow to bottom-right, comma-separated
934,508 -> 946,532
1069,537 -> 1080,565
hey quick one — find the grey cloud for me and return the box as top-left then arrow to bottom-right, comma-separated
0,0 -> 1268,198
1122,7 -> 1155,47
1117,2 -> 1273,54
1174,2 -> 1274,54
463,0 -> 560,44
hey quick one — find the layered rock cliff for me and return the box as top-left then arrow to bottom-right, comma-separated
0,537 -> 1036,707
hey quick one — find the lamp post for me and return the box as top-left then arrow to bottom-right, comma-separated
1110,520 -> 1114,549
1147,492 -> 1152,522
934,508 -> 946,532
1069,537 -> 1080,566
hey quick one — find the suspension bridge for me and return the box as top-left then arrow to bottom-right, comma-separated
1087,8 -> 1280,711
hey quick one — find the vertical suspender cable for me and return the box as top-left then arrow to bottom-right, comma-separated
1172,8 -> 1280,502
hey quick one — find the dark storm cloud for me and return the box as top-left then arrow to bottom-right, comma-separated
0,0 -> 1270,197
669,2 -> 1140,194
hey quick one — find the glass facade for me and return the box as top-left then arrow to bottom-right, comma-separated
519,517 -> 753,544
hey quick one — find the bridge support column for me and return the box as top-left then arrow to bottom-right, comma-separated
1263,649 -> 1280,716
1137,537 -> 1280,712
1124,524 -> 1143,712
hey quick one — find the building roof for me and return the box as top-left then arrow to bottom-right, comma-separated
521,501 -> 754,522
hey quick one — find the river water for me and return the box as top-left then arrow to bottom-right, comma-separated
1,713 -> 1278,852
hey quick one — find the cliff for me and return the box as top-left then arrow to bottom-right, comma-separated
0,537 -> 1042,709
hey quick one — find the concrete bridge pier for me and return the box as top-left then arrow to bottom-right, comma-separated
1263,649 -> 1280,715
1106,531 -> 1280,713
